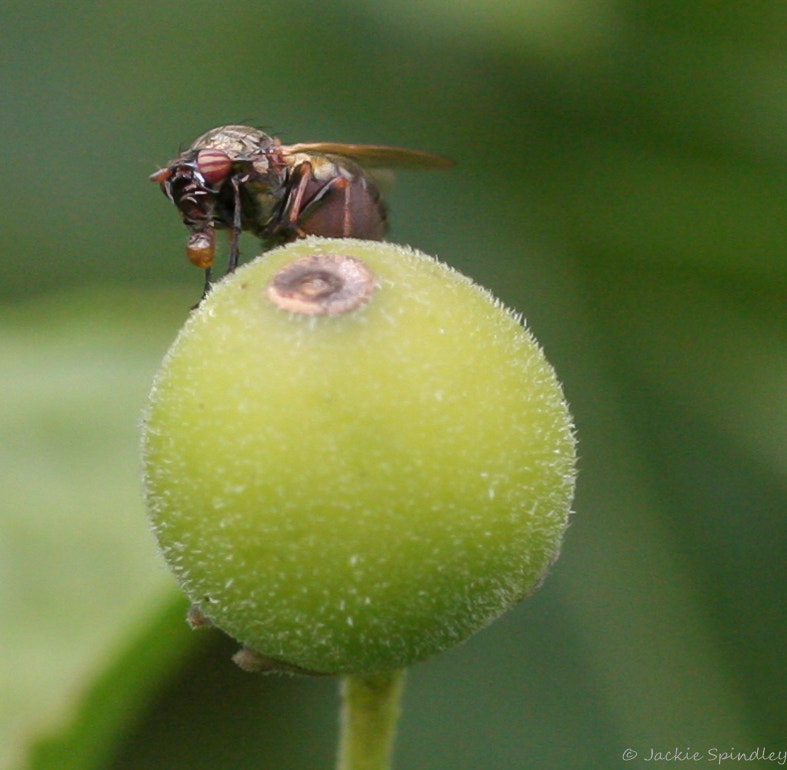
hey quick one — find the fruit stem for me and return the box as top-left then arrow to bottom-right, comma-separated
336,669 -> 406,770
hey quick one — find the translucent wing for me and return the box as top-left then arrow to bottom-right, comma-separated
282,142 -> 454,170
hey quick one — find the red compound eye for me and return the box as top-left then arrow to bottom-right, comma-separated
197,149 -> 232,185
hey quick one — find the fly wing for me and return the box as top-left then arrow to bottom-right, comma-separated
282,143 -> 454,170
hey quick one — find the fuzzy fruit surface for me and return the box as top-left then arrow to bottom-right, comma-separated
142,238 -> 576,674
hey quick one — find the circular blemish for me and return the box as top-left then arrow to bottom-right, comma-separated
266,254 -> 377,315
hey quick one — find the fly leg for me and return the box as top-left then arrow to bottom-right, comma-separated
274,161 -> 353,240
200,267 -> 212,302
226,175 -> 243,274
279,161 -> 317,239
297,175 -> 352,234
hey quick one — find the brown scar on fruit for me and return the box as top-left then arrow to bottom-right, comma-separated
266,254 -> 377,315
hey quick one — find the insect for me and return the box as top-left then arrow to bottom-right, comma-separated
151,125 -> 452,296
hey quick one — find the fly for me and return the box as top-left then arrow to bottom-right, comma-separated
151,125 -> 452,298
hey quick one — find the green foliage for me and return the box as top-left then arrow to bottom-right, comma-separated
25,595 -> 197,770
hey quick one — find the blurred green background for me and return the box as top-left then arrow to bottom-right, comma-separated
2,1 -> 785,768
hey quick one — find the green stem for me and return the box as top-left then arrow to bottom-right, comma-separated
336,669 -> 406,770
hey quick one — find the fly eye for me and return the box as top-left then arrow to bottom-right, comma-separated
197,149 -> 232,185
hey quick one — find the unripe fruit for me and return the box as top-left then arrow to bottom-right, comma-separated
142,238 -> 576,674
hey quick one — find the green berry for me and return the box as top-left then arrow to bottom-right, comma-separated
142,238 -> 576,674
